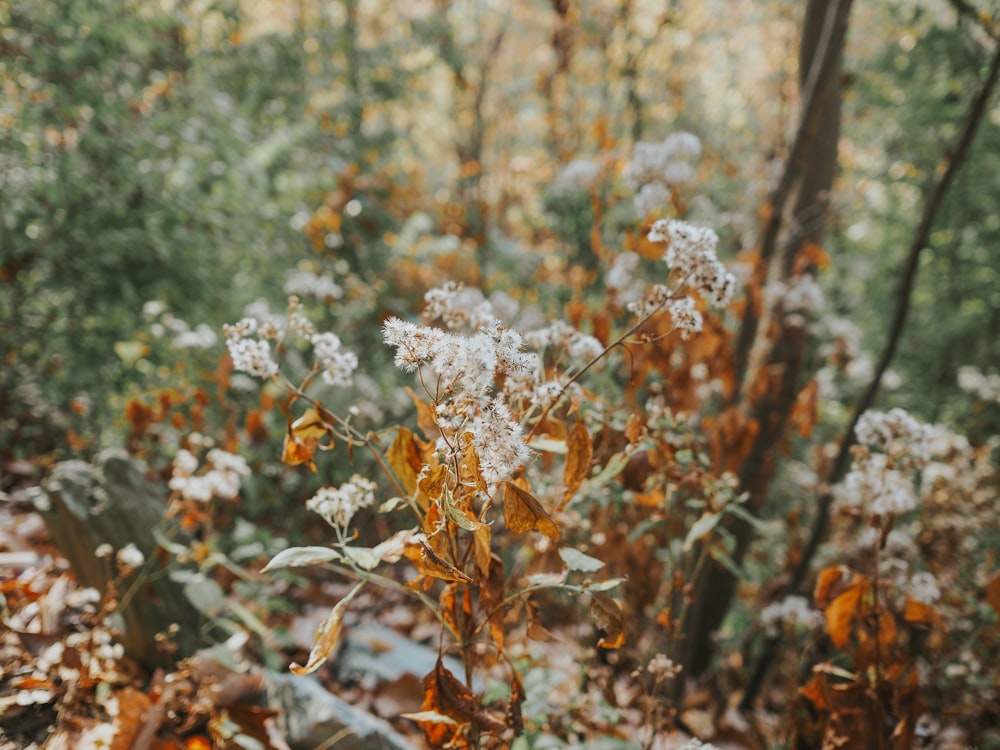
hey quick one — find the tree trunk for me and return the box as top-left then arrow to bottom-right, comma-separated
37,448 -> 215,669
679,0 -> 854,679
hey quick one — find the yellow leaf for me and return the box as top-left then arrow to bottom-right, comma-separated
282,407 -> 333,469
387,427 -> 422,496
502,481 -> 560,541
290,582 -> 363,675
561,421 -> 593,509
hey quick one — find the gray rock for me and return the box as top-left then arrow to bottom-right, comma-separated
263,671 -> 419,750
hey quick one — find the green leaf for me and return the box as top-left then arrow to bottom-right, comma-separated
582,577 -> 626,592
682,511 -> 722,551
559,547 -> 606,573
261,546 -> 342,573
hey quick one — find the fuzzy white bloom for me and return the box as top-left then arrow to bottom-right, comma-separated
206,449 -> 248,475
310,332 -> 358,387
627,283 -> 671,319
470,399 -> 531,493
382,317 -> 448,372
634,181 -> 672,218
173,323 -> 219,350
649,219 -> 737,307
284,269 -> 343,301
646,653 -> 680,679
668,296 -> 703,338
761,595 -> 823,636
224,317 -> 279,379
169,448 -> 249,502
423,282 -> 495,331
855,408 -> 933,466
553,158 -> 602,193
768,275 -> 826,325
606,252 -> 640,291
116,543 -> 145,570
306,475 -> 377,528
843,453 -> 919,516
523,320 -> 603,365
623,132 -> 701,190
957,365 -> 1000,403
906,571 -> 941,604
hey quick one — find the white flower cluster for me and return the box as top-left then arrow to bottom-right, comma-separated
306,475 -> 377,528
383,313 -> 533,492
223,317 -> 279,379
840,409 -> 932,518
310,332 -> 359,386
552,158 -> 602,194
906,570 -> 941,604
760,595 -> 823,636
223,301 -> 357,387
767,274 -> 825,328
957,365 -> 1000,404
624,132 -> 701,191
169,447 -> 250,502
422,282 -> 495,331
648,219 -> 737,307
116,543 -> 145,571
283,269 -> 343,301
523,319 -> 604,363
855,408 -> 933,467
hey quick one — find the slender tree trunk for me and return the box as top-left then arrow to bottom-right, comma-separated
679,0 -> 854,679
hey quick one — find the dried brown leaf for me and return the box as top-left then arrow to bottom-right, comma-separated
502,481 -> 560,541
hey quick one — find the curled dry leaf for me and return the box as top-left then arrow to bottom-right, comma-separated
561,420 -> 593,509
289,582 -> 363,675
406,541 -> 474,584
589,592 -> 626,649
501,481 -> 560,541
281,407 -> 334,470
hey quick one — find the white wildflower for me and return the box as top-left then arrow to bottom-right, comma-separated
284,269 -> 343,301
906,571 -> 941,604
311,332 -> 358,387
306,475 -> 377,528
173,323 -> 219,350
553,158 -> 602,193
760,595 -> 823,636
470,399 -> 531,493
668,296 -> 703,338
634,181 -> 672,218
382,317 -> 448,372
648,219 -> 736,307
606,252 -> 640,291
423,282 -> 495,331
116,543 -> 145,570
855,408 -> 932,466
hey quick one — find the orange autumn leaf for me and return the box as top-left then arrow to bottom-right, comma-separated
561,420 -> 593,509
904,597 -> 945,629
406,541 -> 474,584
825,578 -> 866,649
406,386 -> 440,439
502,481 -> 560,541
590,592 -> 627,649
800,672 -> 829,710
281,407 -> 333,470
414,658 -> 504,747
814,565 -> 848,609
388,426 -> 424,496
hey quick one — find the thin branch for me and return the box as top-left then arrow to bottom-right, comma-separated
740,36 -> 1000,713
